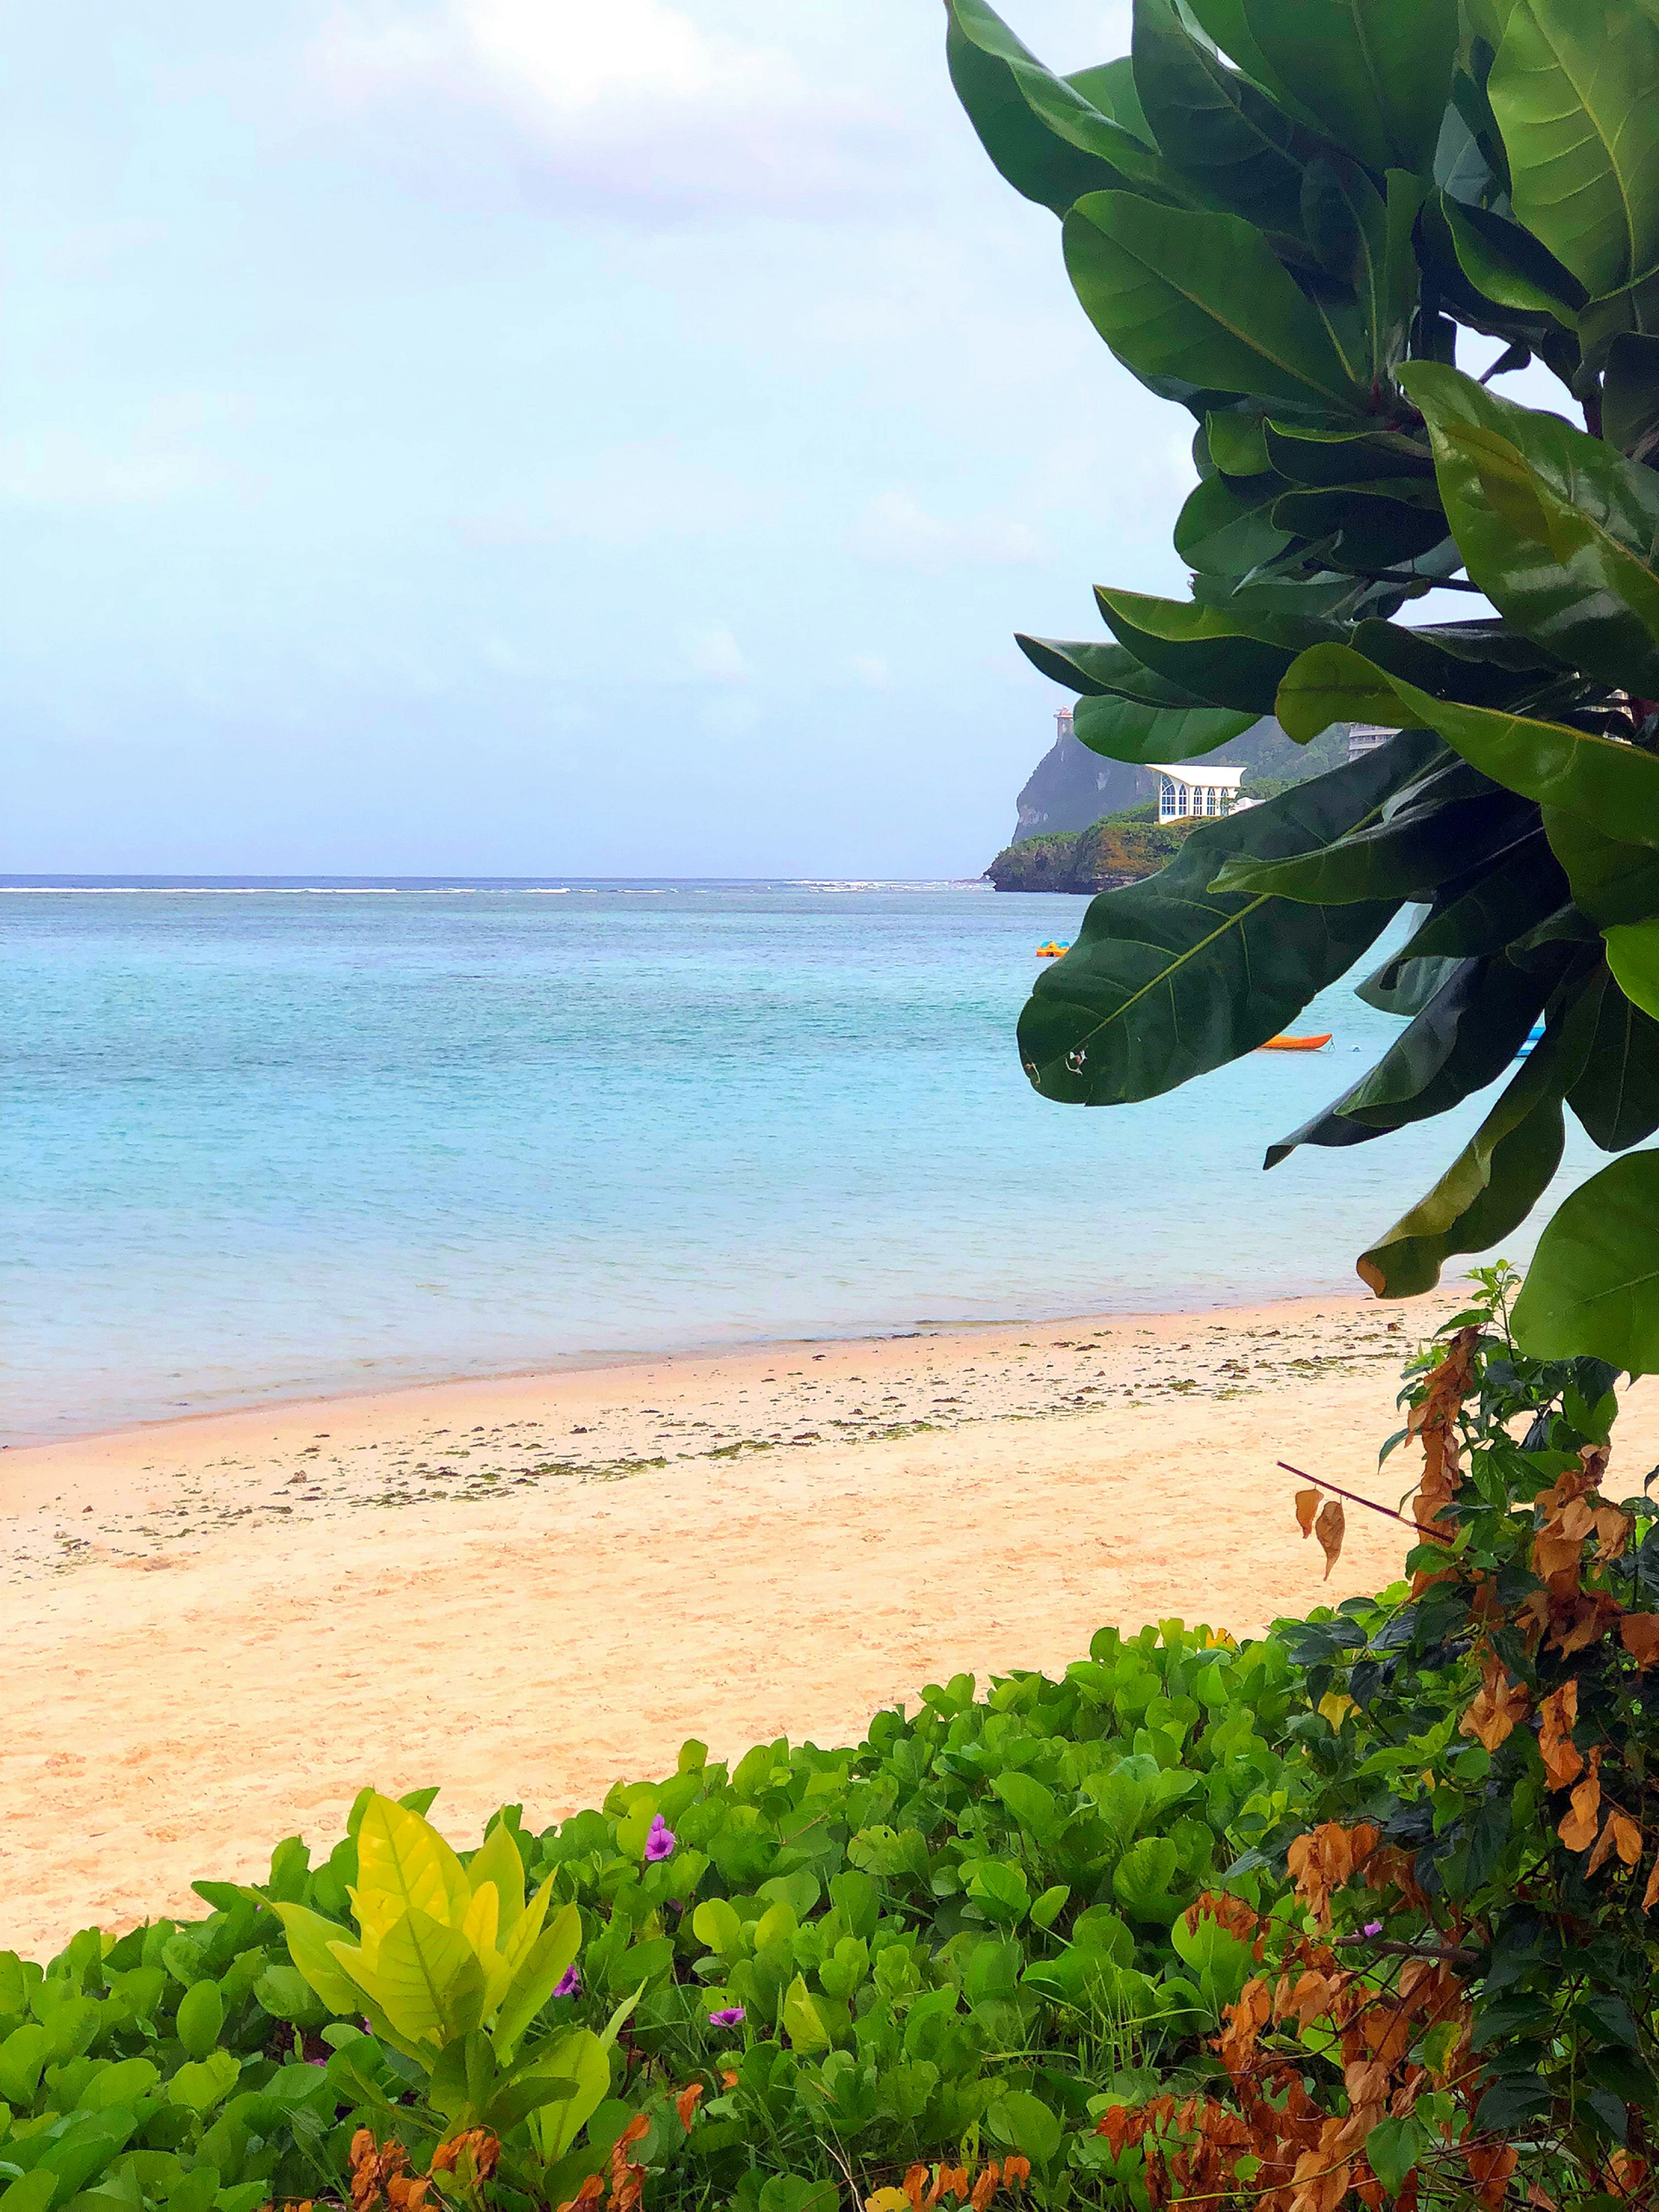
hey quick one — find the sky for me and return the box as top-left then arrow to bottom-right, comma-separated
3,2 -> 1556,880
5,0 -> 1222,877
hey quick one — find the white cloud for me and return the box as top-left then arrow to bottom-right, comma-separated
680,623 -> 750,683
313,0 -> 915,220
851,489 -> 1043,569
850,654 -> 889,688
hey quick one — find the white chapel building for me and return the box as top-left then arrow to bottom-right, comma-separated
1150,761 -> 1257,822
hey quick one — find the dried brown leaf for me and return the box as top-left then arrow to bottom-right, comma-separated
1315,1499 -> 1345,1578
1538,1682 -> 1583,1790
1296,1488 -> 1321,1538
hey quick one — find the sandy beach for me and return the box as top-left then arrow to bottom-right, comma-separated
6,1290 -> 1657,1964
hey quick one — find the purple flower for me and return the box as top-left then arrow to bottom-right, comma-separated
554,1966 -> 582,1998
707,2007 -> 745,2029
1362,1921 -> 1384,1938
644,1814 -> 677,1863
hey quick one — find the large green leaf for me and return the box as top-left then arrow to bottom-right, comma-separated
944,0 -> 1176,216
1375,680 -> 1659,850
1173,471 -> 1296,575
1131,0 -> 1307,231
1239,0 -> 1458,176
1264,422 -> 1435,486
1567,965 -> 1659,1149
1511,1149 -> 1659,1369
1015,634 -> 1205,703
1017,732 -> 1438,1103
1211,781 -> 1535,903
1276,641 -> 1433,738
1602,330 -> 1659,461
1300,163 -> 1425,385
1096,587 -> 1347,713
1401,361 -> 1659,690
1182,0 -> 1294,108
1268,480 -> 1452,568
1542,808 -> 1659,925
1266,952 -> 1555,1165
1437,193 -> 1586,323
1606,919 -> 1659,1022
339,1909 -> 484,2048
1062,193 -> 1367,414
1355,973 -> 1598,1296
1073,693 -> 1258,764
1387,827 -> 1571,960
1488,0 -> 1659,299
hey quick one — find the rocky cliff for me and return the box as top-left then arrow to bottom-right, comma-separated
993,714 -> 1354,889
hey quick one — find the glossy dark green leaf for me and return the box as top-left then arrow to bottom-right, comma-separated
1606,919 -> 1659,1023
1414,193 -> 1573,357
1015,634 -> 1205,703
1205,411 -> 1273,477
1437,194 -> 1586,322
1355,974 -> 1598,1296
1267,952 -> 1556,1165
1072,693 -> 1257,765
1301,164 -> 1425,384
1541,808 -> 1659,926
945,0 -> 1182,216
1488,0 -> 1659,298
1269,480 -> 1451,567
1388,827 -> 1570,960
1378,677 -> 1659,851
1567,965 -> 1659,1150
1211,778 -> 1533,904
1355,947 -> 1466,1016
1131,0 -> 1307,231
1062,193 -> 1367,414
1096,587 -> 1347,714
1173,472 -> 1295,575
1512,1149 -> 1659,1370
1276,642 -> 1432,739
1017,734 -> 1438,1104
1239,0 -> 1458,177
1603,332 -> 1659,463
1401,361 -> 1659,691
1182,0 -> 1295,109
1066,57 -> 1154,146
1263,422 -> 1434,487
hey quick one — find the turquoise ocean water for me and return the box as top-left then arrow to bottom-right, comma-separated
2,879 -> 1603,1444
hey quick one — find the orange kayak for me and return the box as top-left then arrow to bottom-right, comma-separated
1259,1033 -> 1333,1051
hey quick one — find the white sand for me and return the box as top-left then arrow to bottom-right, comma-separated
6,1293 -> 1656,1963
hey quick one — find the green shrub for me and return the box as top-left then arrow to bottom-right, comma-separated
0,1624 -> 1308,2212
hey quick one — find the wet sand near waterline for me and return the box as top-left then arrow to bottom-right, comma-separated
5,1290 -> 1657,1962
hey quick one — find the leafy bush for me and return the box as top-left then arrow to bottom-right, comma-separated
0,1625 -> 1310,2212
944,0 -> 1659,1367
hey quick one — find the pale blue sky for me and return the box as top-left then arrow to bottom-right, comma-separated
8,0 -> 1230,876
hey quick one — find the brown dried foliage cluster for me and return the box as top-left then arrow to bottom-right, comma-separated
1098,1853 -> 1484,2212
346,2130 -> 500,2212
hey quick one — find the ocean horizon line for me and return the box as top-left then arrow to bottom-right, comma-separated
1,873 -> 993,894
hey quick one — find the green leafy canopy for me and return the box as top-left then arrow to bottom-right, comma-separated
944,0 -> 1659,1370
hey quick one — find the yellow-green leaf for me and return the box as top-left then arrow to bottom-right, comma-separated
268,1901 -> 365,2017
493,1902 -> 581,2060
339,1907 -> 483,2047
465,1820 -> 527,1939
356,1794 -> 473,1932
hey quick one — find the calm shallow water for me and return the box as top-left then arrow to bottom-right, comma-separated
1,878 -> 1602,1442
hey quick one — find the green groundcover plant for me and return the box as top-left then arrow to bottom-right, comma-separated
944,0 -> 1659,1367
6,1280 -> 1659,2209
